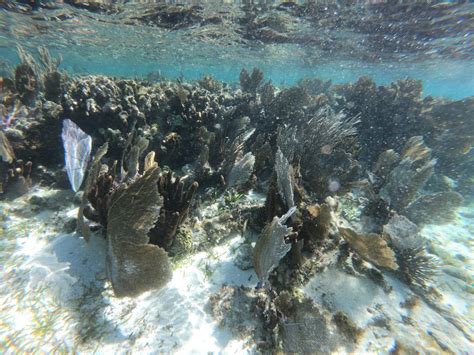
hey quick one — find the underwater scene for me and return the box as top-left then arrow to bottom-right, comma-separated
0,0 -> 473,353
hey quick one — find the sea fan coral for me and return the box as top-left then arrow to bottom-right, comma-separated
379,136 -> 436,211
253,207 -> 297,287
404,191 -> 464,226
78,142 -> 109,241
0,131 -> 15,164
227,151 -> 255,188
240,68 -> 264,94
61,119 -> 92,192
106,166 -> 172,297
339,227 -> 398,271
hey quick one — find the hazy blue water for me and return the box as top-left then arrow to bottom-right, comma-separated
1,44 -> 473,98
1,4 -> 473,98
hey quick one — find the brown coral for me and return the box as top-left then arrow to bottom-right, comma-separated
149,171 -> 198,250
106,167 -> 172,297
339,227 -> 398,271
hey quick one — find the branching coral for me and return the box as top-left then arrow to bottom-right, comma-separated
149,171 -> 198,250
198,75 -> 222,92
15,46 -> 65,104
240,68 -> 264,95
278,107 -> 359,197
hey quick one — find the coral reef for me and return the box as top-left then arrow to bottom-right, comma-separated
149,172 -> 198,250
339,227 -> 398,271
253,207 -> 297,287
106,166 -> 172,297
404,191 -> 464,226
278,107 -> 359,197
1,55 -> 471,351
0,131 -> 32,197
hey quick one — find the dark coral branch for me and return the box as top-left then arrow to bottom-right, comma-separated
85,166 -> 116,226
3,159 -> 32,197
149,171 -> 198,250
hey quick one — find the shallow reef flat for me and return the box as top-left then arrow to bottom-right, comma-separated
0,186 -> 472,353
0,45 -> 473,353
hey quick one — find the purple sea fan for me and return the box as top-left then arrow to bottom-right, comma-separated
61,119 -> 92,192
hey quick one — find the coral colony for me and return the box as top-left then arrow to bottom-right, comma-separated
1,44 -> 472,352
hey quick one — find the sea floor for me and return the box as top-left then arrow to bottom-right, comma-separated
0,186 -> 472,353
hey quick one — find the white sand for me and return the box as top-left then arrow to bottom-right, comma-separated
0,187 -> 473,353
0,187 -> 258,353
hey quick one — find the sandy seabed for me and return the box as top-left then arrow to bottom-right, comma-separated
0,186 -> 473,354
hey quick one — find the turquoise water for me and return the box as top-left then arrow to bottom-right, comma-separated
0,1 -> 473,354
2,40 -> 474,99
1,3 -> 473,98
